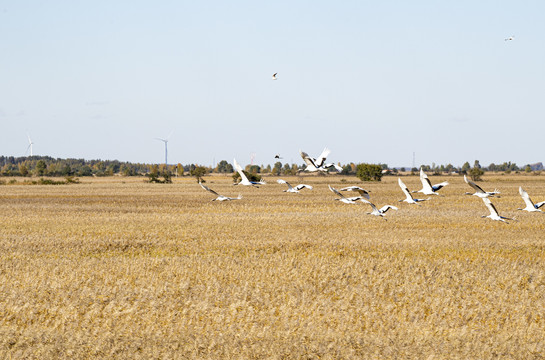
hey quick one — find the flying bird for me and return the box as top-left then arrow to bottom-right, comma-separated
199,182 -> 242,202
300,148 -> 342,172
233,158 -> 266,187
339,186 -> 371,200
463,175 -> 500,198
274,154 -> 283,159
504,36 -> 515,41
517,187 -> 545,212
481,197 -> 513,223
360,199 -> 398,219
272,73 -> 278,80
398,178 -> 430,204
329,185 -> 362,204
277,179 -> 313,193
414,168 -> 449,195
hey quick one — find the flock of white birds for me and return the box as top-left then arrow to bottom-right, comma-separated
199,148 -> 544,223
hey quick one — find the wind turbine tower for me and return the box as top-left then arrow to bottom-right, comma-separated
26,134 -> 34,156
155,138 -> 169,167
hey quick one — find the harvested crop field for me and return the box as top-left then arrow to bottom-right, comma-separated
1,174 -> 544,359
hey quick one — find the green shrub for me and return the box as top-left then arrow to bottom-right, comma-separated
356,163 -> 383,182
469,167 -> 484,181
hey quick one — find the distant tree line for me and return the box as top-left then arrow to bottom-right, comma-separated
0,156 -> 541,179
398,160 -> 542,175
0,156 -> 150,177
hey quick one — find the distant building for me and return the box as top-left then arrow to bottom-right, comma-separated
530,162 -> 543,171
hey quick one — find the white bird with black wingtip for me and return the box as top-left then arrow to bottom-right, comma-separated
233,158 -> 266,187
329,185 -> 362,204
463,175 -> 500,198
360,199 -> 398,219
481,198 -> 513,223
277,179 -> 313,193
518,187 -> 545,212
414,168 -> 449,195
339,186 -> 371,200
300,148 -> 342,173
200,182 -> 242,202
398,178 -> 430,204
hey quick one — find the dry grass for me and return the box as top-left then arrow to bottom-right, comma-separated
1,174 -> 544,359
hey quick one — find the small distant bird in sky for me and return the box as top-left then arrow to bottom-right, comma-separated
274,154 -> 282,159
272,73 -> 278,80
504,36 -> 515,41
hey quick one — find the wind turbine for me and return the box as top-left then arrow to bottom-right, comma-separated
155,132 -> 172,167
26,134 -> 34,156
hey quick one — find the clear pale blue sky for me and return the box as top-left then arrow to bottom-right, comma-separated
1,1 -> 544,168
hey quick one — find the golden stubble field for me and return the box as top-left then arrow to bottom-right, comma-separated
1,174 -> 544,359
